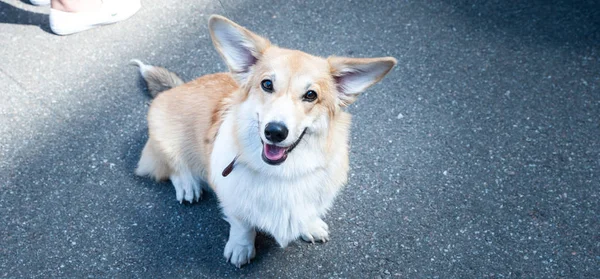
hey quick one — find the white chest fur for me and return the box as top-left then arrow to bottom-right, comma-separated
210,112 -> 341,246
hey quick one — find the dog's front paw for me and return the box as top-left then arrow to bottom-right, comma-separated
224,241 -> 256,268
301,218 -> 330,243
170,172 -> 202,203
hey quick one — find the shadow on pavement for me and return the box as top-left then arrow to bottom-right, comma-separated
444,0 -> 600,47
0,1 -> 53,34
0,0 -> 283,276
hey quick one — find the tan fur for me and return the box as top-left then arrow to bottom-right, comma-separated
136,73 -> 238,185
130,59 -> 185,98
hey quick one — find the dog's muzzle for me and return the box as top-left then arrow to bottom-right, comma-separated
262,128 -> 307,165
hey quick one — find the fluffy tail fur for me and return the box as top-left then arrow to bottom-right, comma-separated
130,59 -> 184,98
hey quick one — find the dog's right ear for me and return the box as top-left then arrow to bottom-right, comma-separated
209,15 -> 270,82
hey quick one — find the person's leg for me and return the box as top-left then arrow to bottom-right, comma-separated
50,0 -> 102,13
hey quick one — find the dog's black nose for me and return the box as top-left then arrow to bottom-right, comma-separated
264,122 -> 288,143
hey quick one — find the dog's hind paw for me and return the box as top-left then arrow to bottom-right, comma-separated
301,218 -> 330,243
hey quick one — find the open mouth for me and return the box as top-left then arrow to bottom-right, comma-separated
261,128 -> 307,165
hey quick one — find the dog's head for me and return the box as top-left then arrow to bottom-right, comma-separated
209,15 -> 396,173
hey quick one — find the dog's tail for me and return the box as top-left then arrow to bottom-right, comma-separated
130,59 -> 185,98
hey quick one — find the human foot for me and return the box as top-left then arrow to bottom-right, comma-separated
49,0 -> 140,35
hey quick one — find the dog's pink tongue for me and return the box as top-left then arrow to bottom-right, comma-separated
264,143 -> 286,161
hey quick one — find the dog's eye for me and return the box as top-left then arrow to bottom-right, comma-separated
303,90 -> 318,102
261,79 -> 274,93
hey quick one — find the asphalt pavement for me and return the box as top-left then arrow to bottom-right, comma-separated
1,0 -> 599,278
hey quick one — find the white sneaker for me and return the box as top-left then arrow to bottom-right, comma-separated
49,0 -> 141,35
30,0 -> 51,6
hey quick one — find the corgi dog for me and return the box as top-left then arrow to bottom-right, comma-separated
132,15 -> 396,267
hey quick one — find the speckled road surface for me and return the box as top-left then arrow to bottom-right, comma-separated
1,0 -> 598,277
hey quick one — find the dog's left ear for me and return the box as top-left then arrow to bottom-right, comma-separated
328,56 -> 397,107
209,15 -> 270,82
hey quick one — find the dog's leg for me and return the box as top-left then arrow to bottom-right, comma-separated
169,169 -> 202,203
224,216 -> 256,268
136,140 -> 171,181
301,217 -> 330,243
